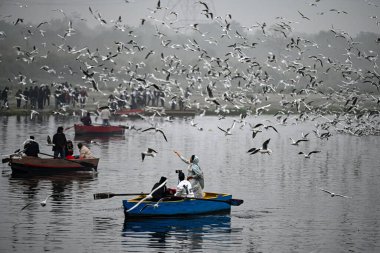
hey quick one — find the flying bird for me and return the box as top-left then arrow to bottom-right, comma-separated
141,148 -> 158,161
142,127 -> 168,142
217,121 -> 235,135
247,139 -> 272,155
319,188 -> 351,198
290,138 -> 309,145
30,110 -> 39,119
298,150 -> 320,158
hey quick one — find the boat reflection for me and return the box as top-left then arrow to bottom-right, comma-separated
122,214 -> 231,248
74,135 -> 126,143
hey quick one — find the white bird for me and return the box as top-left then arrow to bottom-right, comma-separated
30,110 -> 39,119
141,148 -> 158,161
298,150 -> 320,158
319,188 -> 351,198
290,137 -> 309,145
247,138 -> 272,155
217,121 -> 235,135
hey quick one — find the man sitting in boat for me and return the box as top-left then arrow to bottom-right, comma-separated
23,136 -> 40,157
150,176 -> 168,201
80,112 -> 92,126
174,171 -> 194,198
77,143 -> 95,159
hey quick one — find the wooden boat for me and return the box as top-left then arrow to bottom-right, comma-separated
123,192 -> 234,217
8,156 -> 99,175
74,124 -> 125,136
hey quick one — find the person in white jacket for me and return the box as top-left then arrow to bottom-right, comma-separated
174,171 -> 194,198
99,107 -> 111,126
77,143 -> 95,159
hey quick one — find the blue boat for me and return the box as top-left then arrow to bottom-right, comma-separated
123,192 -> 235,217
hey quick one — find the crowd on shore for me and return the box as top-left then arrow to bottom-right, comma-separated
0,82 -> 192,112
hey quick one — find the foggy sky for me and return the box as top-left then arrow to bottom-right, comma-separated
0,0 -> 379,36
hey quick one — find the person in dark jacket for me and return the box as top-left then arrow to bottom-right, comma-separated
150,176 -> 168,201
80,112 -> 92,126
23,136 -> 40,157
52,126 -> 67,158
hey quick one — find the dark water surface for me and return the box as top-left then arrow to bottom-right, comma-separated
0,115 -> 379,252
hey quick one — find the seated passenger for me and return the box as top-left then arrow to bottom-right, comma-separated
174,171 -> 194,198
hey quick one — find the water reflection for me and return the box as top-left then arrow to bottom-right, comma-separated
122,214 -> 231,250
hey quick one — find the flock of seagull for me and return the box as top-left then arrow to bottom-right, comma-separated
3,0 -> 379,205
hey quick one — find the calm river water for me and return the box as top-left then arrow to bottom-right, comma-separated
0,114 -> 379,252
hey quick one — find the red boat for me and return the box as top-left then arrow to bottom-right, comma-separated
8,156 -> 99,175
74,124 -> 125,136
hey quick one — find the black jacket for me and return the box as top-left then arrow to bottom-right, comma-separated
24,141 -> 40,157
52,132 -> 67,151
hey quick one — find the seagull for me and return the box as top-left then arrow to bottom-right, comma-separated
217,121 -> 235,135
141,148 -> 158,161
247,139 -> 272,155
20,194 -> 62,211
30,110 -> 39,119
319,188 -> 351,198
142,127 -> 168,142
298,150 -> 320,158
290,138 -> 309,145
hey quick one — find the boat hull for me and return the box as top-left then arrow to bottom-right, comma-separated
74,124 -> 125,136
9,156 -> 99,175
123,192 -> 232,217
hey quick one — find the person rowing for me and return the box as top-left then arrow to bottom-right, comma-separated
23,136 -> 40,157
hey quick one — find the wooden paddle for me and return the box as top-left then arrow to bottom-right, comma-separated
171,196 -> 244,206
38,152 -> 96,167
2,149 -> 24,163
64,125 -> 75,131
93,192 -> 149,200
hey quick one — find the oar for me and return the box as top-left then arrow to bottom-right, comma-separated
171,196 -> 244,206
64,125 -> 75,131
2,149 -> 24,163
38,152 -> 95,167
93,192 -> 148,200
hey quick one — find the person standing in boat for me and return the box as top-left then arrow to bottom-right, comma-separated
52,126 -> 67,158
99,107 -> 111,126
173,151 -> 204,198
23,136 -> 40,157
80,112 -> 92,126
174,171 -> 194,198
77,143 -> 95,159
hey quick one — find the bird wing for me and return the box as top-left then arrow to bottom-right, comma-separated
252,131 -> 258,139
308,150 -> 321,155
249,149 -> 260,155
320,188 -> 332,195
206,85 -> 213,98
252,123 -> 263,128
141,127 -> 155,132
217,126 -> 227,134
262,139 -> 271,149
335,193 -> 350,198
295,139 -> 308,144
267,125 -> 278,133
141,153 -> 145,161
148,148 -> 157,153
157,129 -> 168,142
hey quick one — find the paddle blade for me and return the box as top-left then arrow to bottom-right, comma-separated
2,158 -> 10,163
228,198 -> 244,206
94,192 -> 114,200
